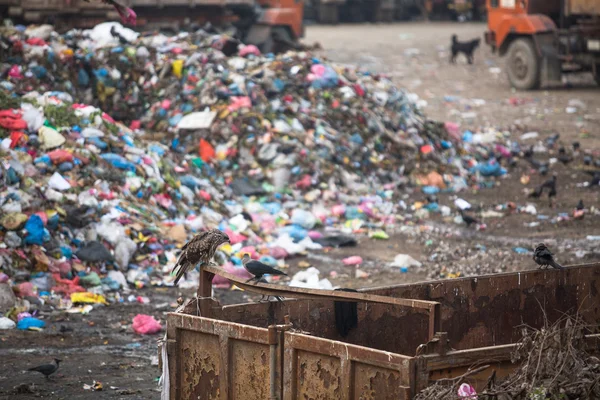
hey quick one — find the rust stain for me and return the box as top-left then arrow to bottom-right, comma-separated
180,330 -> 220,400
231,340 -> 270,399
297,351 -> 341,399
353,363 -> 404,400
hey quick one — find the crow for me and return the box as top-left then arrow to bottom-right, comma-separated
586,171 -> 600,187
557,147 -> 572,165
242,254 -> 287,282
171,229 -> 230,285
459,209 -> 479,227
529,174 -> 556,199
533,243 -> 563,269
28,359 -> 61,379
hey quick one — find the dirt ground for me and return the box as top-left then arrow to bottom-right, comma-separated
1,23 -> 599,399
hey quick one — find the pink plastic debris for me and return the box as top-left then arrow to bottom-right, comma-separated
331,204 -> 346,217
111,1 -> 137,26
132,314 -> 161,335
213,263 -> 253,287
239,44 -> 261,57
343,256 -> 363,266
228,96 -> 252,112
308,231 -> 323,240
444,121 -> 461,141
17,282 -> 35,297
457,383 -> 477,399
269,247 -> 289,260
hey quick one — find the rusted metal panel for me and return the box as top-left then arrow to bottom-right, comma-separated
220,299 -> 434,355
352,363 -> 411,400
179,329 -> 221,399
567,0 -> 600,15
365,262 -> 600,350
167,313 -> 271,400
230,340 -> 271,399
284,332 -> 414,400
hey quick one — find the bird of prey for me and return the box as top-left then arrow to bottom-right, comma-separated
242,254 -> 287,282
533,243 -> 563,270
28,359 -> 61,379
171,229 -> 230,285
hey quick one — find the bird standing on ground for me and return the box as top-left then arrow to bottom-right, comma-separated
459,209 -> 479,228
242,254 -> 287,282
28,359 -> 61,379
533,243 -> 563,270
528,174 -> 557,200
171,229 -> 230,285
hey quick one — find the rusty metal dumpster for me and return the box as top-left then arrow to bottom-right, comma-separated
163,262 -> 600,399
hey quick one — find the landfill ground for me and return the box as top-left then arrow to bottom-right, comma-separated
1,22 -> 599,399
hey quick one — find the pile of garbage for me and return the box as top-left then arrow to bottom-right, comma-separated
0,21 -> 541,327
415,315 -> 600,400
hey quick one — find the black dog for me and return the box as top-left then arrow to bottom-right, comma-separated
450,35 -> 481,64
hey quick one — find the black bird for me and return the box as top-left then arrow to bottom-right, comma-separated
586,171 -> 600,187
171,229 -> 230,285
529,174 -> 556,199
459,209 -> 479,227
576,199 -> 584,211
533,243 -> 563,270
241,211 -> 254,223
334,288 -> 358,338
242,254 -> 287,282
523,145 -> 534,159
557,147 -> 572,165
28,359 -> 61,379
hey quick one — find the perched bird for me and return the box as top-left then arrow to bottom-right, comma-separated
533,243 -> 563,270
28,359 -> 61,379
171,229 -> 230,285
242,254 -> 287,282
459,209 -> 479,228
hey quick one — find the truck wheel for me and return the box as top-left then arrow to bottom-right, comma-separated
506,38 -> 540,90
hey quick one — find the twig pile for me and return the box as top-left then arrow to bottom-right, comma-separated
415,315 -> 600,400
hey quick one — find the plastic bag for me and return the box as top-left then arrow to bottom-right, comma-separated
132,314 -> 161,335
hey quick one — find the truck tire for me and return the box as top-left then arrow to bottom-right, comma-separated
506,38 -> 540,90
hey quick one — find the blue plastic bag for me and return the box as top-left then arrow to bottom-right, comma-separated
17,317 -> 46,330
24,215 -> 45,246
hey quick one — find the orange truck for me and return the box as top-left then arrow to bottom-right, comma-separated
0,0 -> 303,53
485,0 -> 600,89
